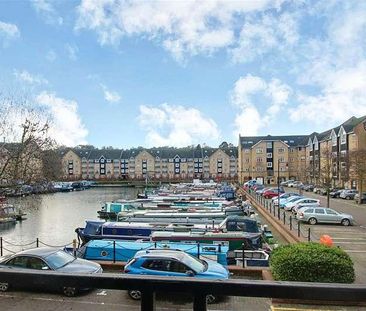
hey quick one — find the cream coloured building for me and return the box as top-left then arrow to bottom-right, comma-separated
61,144 -> 238,181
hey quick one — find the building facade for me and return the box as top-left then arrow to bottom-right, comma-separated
238,116 -> 366,188
61,145 -> 238,181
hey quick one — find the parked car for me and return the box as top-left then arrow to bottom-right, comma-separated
272,192 -> 299,203
287,181 -> 298,187
329,188 -> 344,198
296,207 -> 354,226
354,192 -> 366,204
273,193 -> 301,206
263,188 -> 285,199
280,180 -> 294,187
339,189 -> 358,200
279,195 -> 304,209
292,198 -> 321,214
255,187 -> 270,195
0,247 -> 102,296
303,184 -> 314,192
124,249 -> 229,303
284,197 -> 320,212
252,184 -> 265,192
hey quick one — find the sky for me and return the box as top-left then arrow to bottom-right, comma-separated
0,0 -> 366,148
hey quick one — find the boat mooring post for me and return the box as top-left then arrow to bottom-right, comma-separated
289,216 -> 292,230
241,243 -> 245,268
72,239 -> 77,257
308,228 -> 311,242
297,222 -> 301,237
36,238 -> 39,248
0,237 -> 2,257
197,242 -> 200,259
113,241 -> 116,263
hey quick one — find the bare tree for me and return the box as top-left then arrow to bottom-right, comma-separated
349,149 -> 366,204
319,148 -> 333,208
0,93 -> 55,187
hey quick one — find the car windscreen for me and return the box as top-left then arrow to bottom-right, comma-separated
181,254 -> 205,273
45,251 -> 76,270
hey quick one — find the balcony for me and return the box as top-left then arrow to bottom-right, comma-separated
0,269 -> 364,311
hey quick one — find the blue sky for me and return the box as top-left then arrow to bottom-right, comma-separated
0,0 -> 366,148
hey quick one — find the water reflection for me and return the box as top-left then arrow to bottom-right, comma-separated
1,187 -> 138,254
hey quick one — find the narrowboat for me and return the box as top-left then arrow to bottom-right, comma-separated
73,239 -> 229,265
75,216 -> 265,249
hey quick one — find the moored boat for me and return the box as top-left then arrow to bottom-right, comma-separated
71,239 -> 229,265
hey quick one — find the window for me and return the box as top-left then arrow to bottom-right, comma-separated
266,142 -> 272,148
304,209 -> 314,214
256,157 -> 263,162
142,259 -> 170,271
28,257 -> 49,270
278,157 -> 285,162
278,148 -> 285,153
175,163 -> 179,168
218,168 -> 222,173
100,169 -> 105,174
245,158 -> 249,163
100,163 -> 105,169
326,209 -> 338,215
169,260 -> 190,273
6,256 -> 28,268
244,149 -> 250,153
174,158 -> 180,163
315,208 -> 325,214
266,153 -> 272,158
267,162 -> 273,168
175,168 -> 180,173
256,148 -> 263,154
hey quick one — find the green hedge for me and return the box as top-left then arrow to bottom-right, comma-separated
270,242 -> 355,283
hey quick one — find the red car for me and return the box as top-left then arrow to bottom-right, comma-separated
263,188 -> 284,199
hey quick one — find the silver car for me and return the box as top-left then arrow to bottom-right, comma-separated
296,207 -> 354,226
0,247 -> 102,296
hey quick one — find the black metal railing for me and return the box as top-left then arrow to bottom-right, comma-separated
0,270 -> 365,311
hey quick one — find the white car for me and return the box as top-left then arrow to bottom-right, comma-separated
284,198 -> 320,212
272,193 -> 301,205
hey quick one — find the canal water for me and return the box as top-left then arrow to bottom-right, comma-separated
1,187 -> 139,255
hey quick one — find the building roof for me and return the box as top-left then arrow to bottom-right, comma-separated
239,135 -> 308,148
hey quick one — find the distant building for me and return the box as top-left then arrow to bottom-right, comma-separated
238,115 -> 366,188
61,144 -> 238,181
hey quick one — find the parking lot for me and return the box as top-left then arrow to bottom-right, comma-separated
271,187 -> 366,284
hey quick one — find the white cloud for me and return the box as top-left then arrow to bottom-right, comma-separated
36,92 -> 88,146
0,21 -> 20,46
138,103 -> 220,147
231,74 -> 291,137
65,44 -> 79,61
230,12 -> 299,63
100,84 -> 121,103
13,69 -> 48,85
75,0 -> 287,61
46,49 -> 57,62
289,3 -> 366,126
32,0 -> 63,25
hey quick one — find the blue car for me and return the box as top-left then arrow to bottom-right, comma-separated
124,249 -> 229,303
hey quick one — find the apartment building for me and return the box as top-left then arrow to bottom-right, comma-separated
61,144 -> 238,181
238,115 -> 366,187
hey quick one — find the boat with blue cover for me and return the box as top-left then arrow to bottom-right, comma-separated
72,239 -> 228,265
75,216 -> 265,251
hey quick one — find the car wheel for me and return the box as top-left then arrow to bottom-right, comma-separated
346,196 -> 351,200
308,217 -> 317,225
0,282 -> 9,292
128,290 -> 142,300
206,294 -> 217,304
341,219 -> 351,226
63,286 -> 78,297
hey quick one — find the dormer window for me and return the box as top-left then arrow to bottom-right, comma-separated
308,137 -> 313,151
339,127 -> 346,145
331,130 -> 337,146
313,136 -> 319,151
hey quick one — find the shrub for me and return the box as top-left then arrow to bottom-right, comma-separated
270,242 -> 355,283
